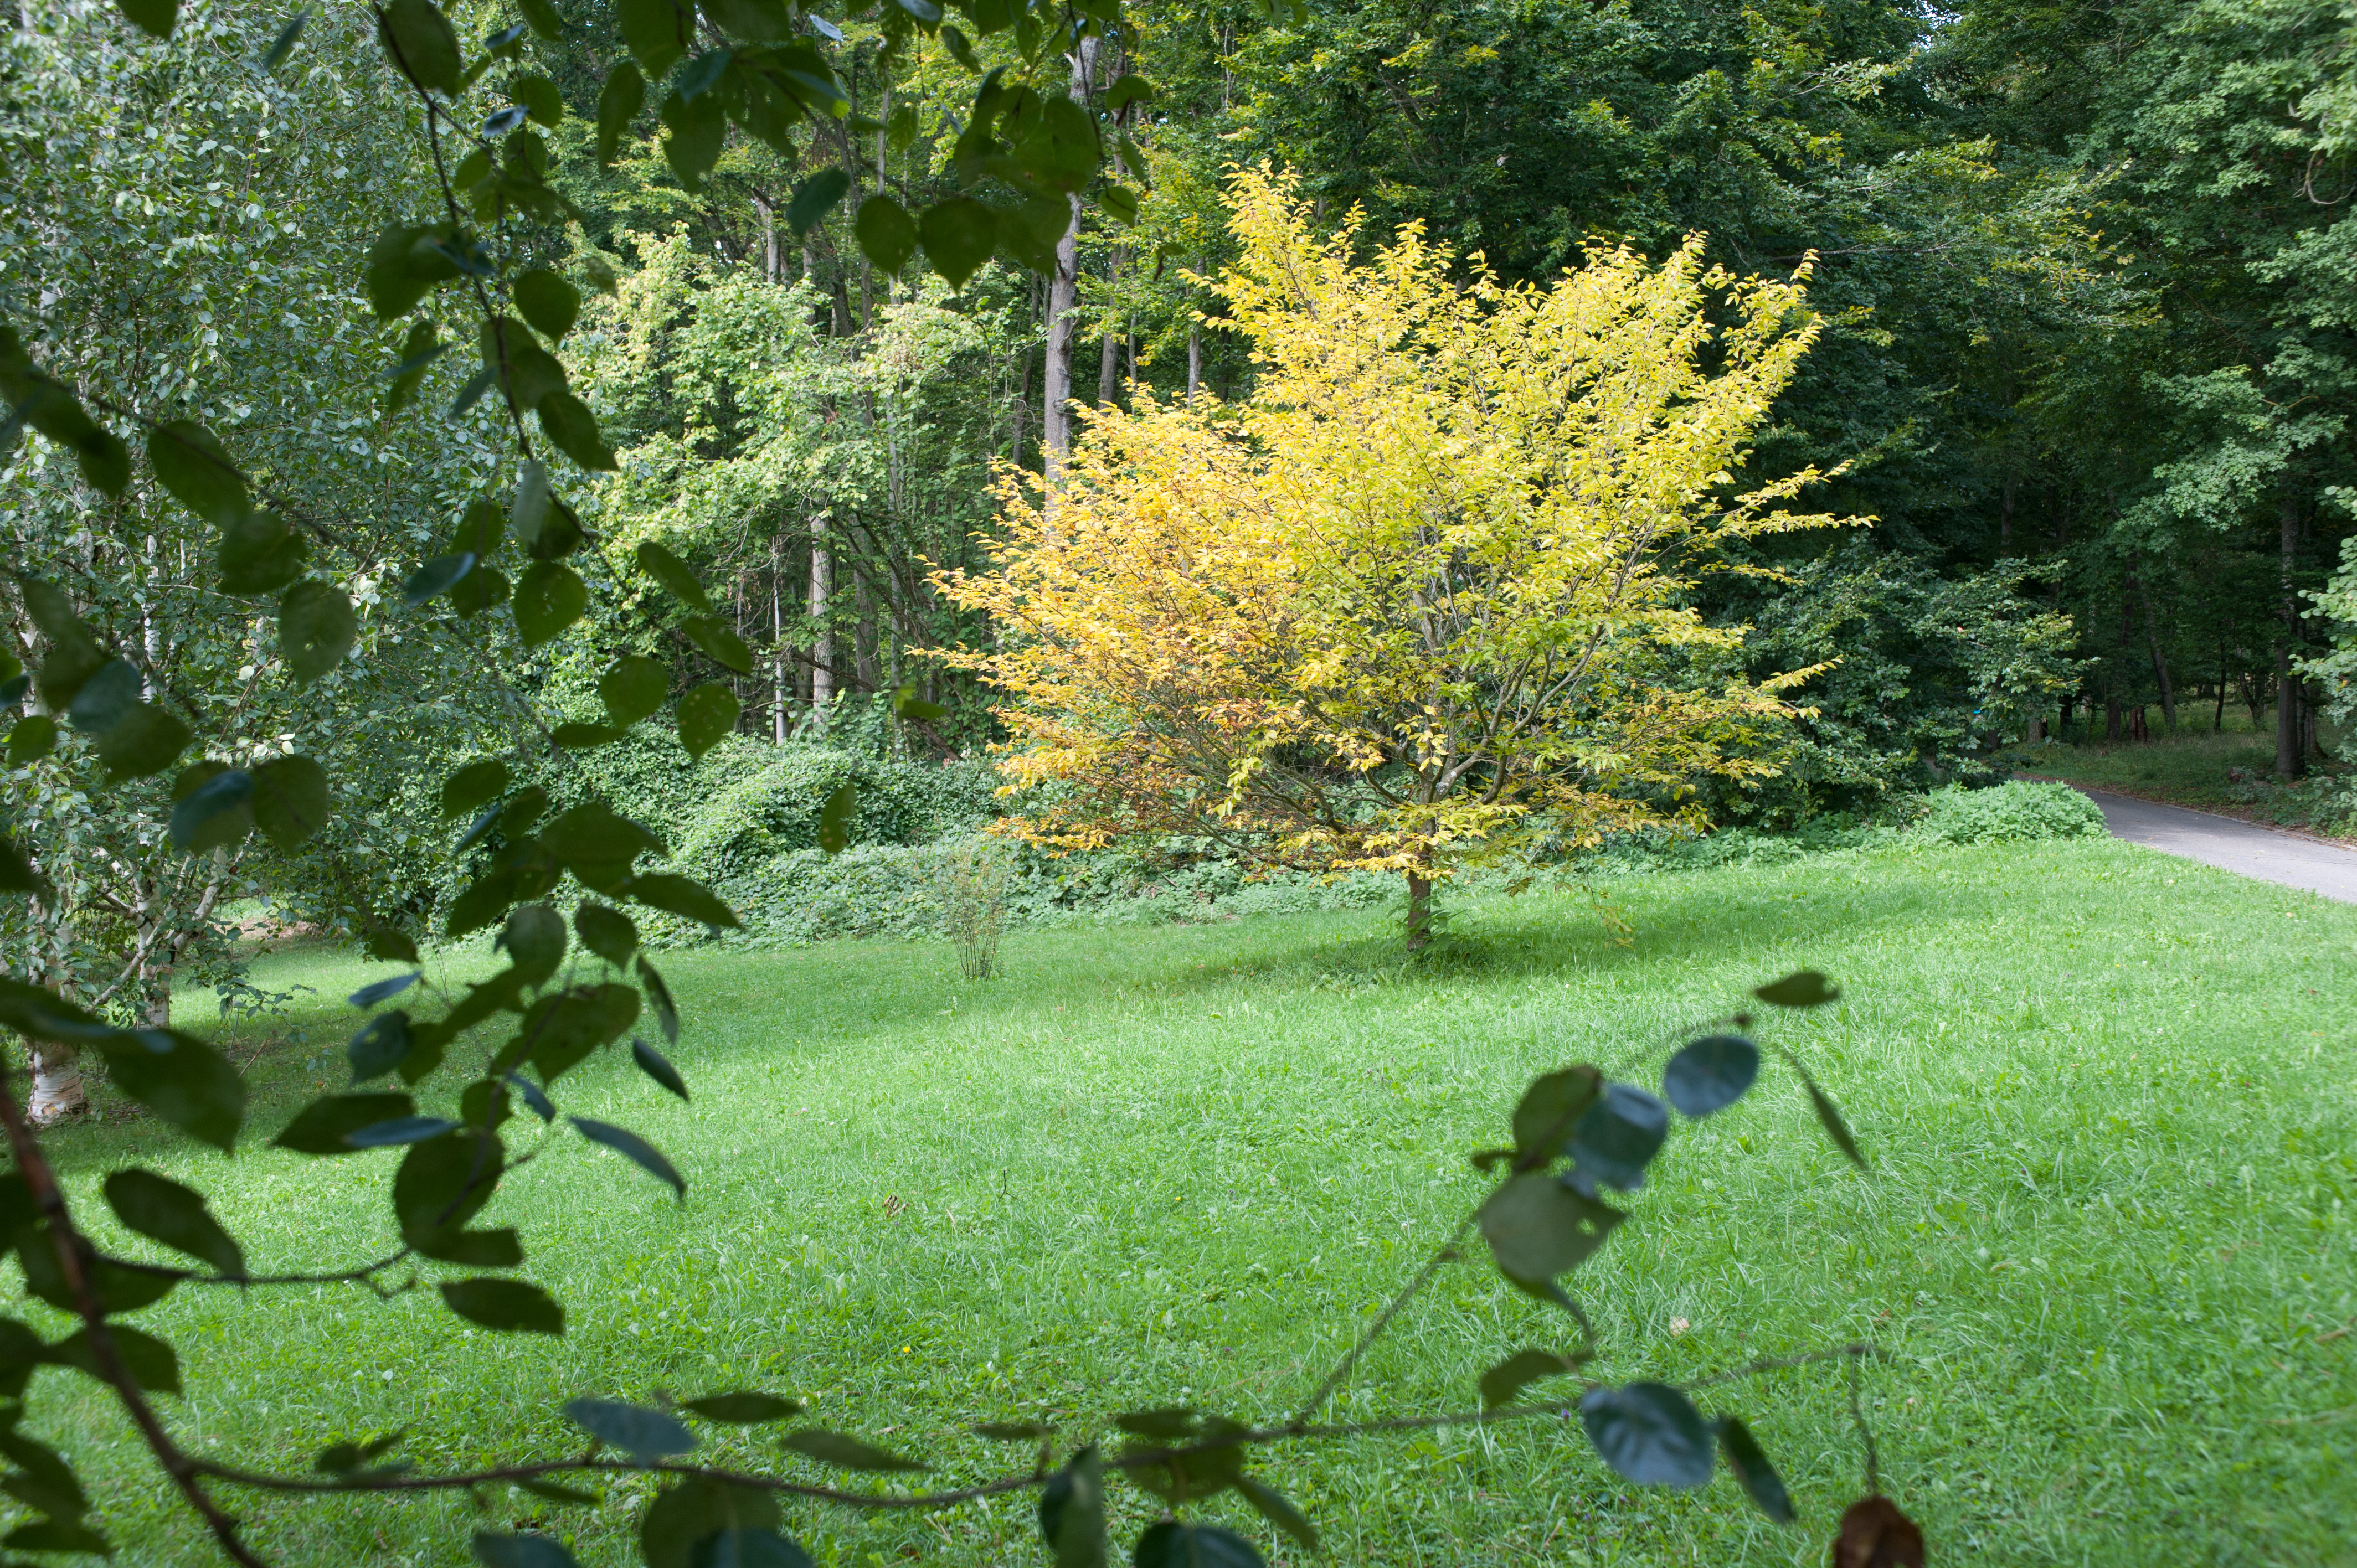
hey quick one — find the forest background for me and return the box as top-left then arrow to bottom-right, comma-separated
6,0 -> 2357,1019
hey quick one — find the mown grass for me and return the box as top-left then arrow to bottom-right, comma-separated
18,835 -> 2357,1566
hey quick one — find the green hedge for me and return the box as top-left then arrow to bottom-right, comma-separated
1918,781 -> 2108,844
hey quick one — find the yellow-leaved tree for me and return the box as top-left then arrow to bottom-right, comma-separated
933,171 -> 1849,948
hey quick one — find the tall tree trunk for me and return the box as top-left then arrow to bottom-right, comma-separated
771,535 -> 788,743
2130,565 -> 2177,729
1041,37 -> 1099,481
2278,480 -> 2305,778
809,515 -> 832,732
1999,474 -> 2015,553
1186,323 -> 1201,399
754,195 -> 779,282
1096,324 -> 1119,409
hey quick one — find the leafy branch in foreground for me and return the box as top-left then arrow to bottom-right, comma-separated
0,962 -> 1922,1566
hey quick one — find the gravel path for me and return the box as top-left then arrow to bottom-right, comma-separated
2075,786 -> 2357,903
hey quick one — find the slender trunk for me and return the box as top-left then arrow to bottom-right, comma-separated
1041,37 -> 1099,481
1999,474 -> 2015,554
1011,281 -> 1035,465
2278,480 -> 2305,778
754,195 -> 779,282
809,515 -> 832,731
771,536 -> 787,744
2130,566 -> 2176,729
1186,322 -> 1201,400
1404,871 -> 1433,955
1096,324 -> 1119,409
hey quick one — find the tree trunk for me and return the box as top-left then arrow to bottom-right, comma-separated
808,515 -> 832,731
2130,566 -> 2177,729
1040,37 -> 1099,482
754,194 -> 779,282
1404,871 -> 1433,954
771,535 -> 788,743
1999,474 -> 2014,553
2278,480 -> 2305,778
1186,323 -> 1201,400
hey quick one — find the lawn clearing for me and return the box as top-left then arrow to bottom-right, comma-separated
20,836 -> 2357,1565
2021,707 -> 2355,837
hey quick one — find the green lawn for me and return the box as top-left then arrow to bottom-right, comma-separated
19,836 -> 2357,1566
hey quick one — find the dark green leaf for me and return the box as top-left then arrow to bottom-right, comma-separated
104,1169 -> 244,1277
939,23 -> 977,68
347,1011 -> 414,1082
917,197 -> 995,288
442,759 -> 511,821
1111,1409 -> 1195,1440
92,1031 -> 243,1151
541,801 -> 664,892
641,1478 -> 778,1568
403,552 -> 476,607
635,541 -> 712,611
574,903 -> 639,964
566,1397 -> 696,1458
380,0 -> 464,94
348,1115 -> 459,1148
218,510 -> 310,595
600,655 -> 669,726
517,1477 -> 598,1505
502,903 -> 567,982
1479,1348 -> 1579,1409
1098,184 -> 1138,226
552,721 -> 626,749
6,715 -> 56,767
783,168 -> 850,236
817,783 -> 853,857
513,562 -> 588,647
854,195 -> 918,275
349,973 -> 420,1009
473,1530 -> 581,1568
394,1127 -> 502,1242
631,1035 -> 688,1100
251,754 -> 328,849
280,580 -> 357,684
1567,1081 -> 1670,1194
1103,73 -> 1151,111
1511,1065 -> 1600,1162
891,0 -> 940,22
517,0 -> 564,39
677,47 -> 732,100
47,1323 -> 180,1395
1714,1417 -> 1795,1524
637,955 -> 678,1044
625,871 -> 740,929
19,1223 -> 176,1314
598,60 -> 647,163
1801,1071 -> 1867,1170
974,1421 -> 1050,1440
64,656 -> 139,734
416,1227 -> 523,1267
617,0 -> 695,77
703,0 -> 791,40
91,700 -> 191,782
511,73 -> 565,129
5,1517 -> 113,1555
514,270 -> 580,341
169,766 -> 254,853
677,682 -> 739,757
1579,1381 -> 1713,1488
1477,1172 -> 1622,1287
1235,1474 -> 1317,1552
889,683 -> 947,722
538,392 -> 616,471
481,317 -> 568,410
147,420 -> 246,527
0,833 -> 47,896
1663,1034 -> 1760,1118
778,1429 -> 923,1472
660,87 -> 726,189
1130,1522 -> 1263,1568
114,0 -> 176,39
681,615 -> 752,673
507,1071 -> 555,1122
442,1278 -> 564,1335
569,1116 -> 684,1198
684,1391 -> 802,1424
1754,971 -> 1839,1009
1038,1447 -> 1104,1568
274,1092 -> 415,1156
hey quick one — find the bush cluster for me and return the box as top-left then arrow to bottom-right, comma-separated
1916,781 -> 2108,844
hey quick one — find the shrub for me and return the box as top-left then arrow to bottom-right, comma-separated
1918,781 -> 2107,844
672,745 -> 999,880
